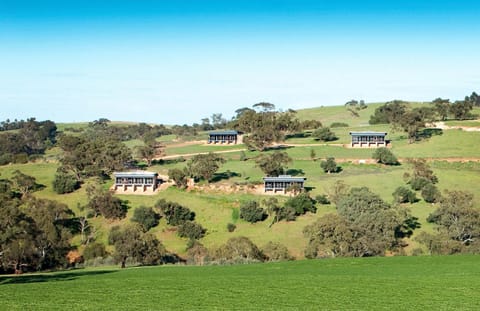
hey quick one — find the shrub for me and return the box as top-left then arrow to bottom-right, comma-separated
320,157 -> 339,173
330,122 -> 349,128
315,194 -> 330,205
83,242 -> 108,261
262,241 -> 294,261
372,147 -> 398,165
168,168 -> 189,189
0,153 -> 13,165
132,206 -> 160,231
312,127 -> 337,141
284,193 -> 317,216
213,237 -> 265,263
240,201 -> 266,223
227,223 -> 236,232
178,221 -> 206,240
421,183 -> 441,203
410,177 -> 431,191
155,199 -> 195,226
393,186 -> 418,204
53,169 -> 80,194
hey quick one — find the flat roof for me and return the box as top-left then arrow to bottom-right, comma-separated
263,175 -> 306,182
349,131 -> 387,136
114,171 -> 158,178
209,130 -> 238,135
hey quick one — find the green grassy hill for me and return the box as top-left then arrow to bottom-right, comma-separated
1,255 -> 479,310
2,103 -> 480,258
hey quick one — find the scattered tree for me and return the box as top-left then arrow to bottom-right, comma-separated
240,200 -> 267,223
86,186 -> 128,220
187,153 -> 225,182
155,199 -> 195,226
262,241 -> 294,261
372,147 -> 398,165
320,157 -> 339,173
178,221 -> 206,240
255,151 -> 292,176
52,167 -> 80,194
392,186 -> 418,204
131,206 -> 160,231
109,224 -> 166,268
421,183 -> 441,203
312,127 -> 337,142
168,168 -> 189,189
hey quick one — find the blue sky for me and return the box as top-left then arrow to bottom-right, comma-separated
1,0 -> 479,124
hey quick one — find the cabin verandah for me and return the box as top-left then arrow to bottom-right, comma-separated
208,130 -> 238,144
113,171 -> 159,192
349,131 -> 388,147
263,175 -> 306,193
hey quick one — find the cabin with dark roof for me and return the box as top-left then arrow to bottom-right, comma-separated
349,131 -> 388,147
113,171 -> 159,193
208,130 -> 239,144
263,175 -> 306,193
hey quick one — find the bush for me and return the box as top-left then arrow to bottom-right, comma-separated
83,242 -> 108,261
312,127 -> 337,141
262,241 -> 294,261
330,122 -> 349,128
320,157 -> 339,173
227,223 -> 236,232
0,153 -> 13,165
284,193 -> 317,216
421,183 -> 441,203
372,147 -> 398,165
53,169 -> 80,194
410,177 -> 431,191
168,168 -> 189,189
240,201 -> 266,223
315,194 -> 330,205
155,199 -> 195,226
178,221 -> 206,240
132,206 -> 160,231
213,237 -> 265,263
13,153 -> 29,164
393,186 -> 418,204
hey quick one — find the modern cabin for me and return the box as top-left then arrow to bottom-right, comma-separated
208,130 -> 239,144
349,131 -> 388,147
113,171 -> 159,193
263,175 -> 306,193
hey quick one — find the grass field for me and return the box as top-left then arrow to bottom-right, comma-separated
1,255 -> 479,310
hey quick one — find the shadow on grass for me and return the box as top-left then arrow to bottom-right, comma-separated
210,170 -> 241,182
285,168 -> 305,176
0,269 -> 117,286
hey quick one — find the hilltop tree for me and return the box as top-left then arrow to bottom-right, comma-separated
450,100 -> 474,120
369,100 -> 407,125
431,98 -> 451,121
255,151 -> 292,176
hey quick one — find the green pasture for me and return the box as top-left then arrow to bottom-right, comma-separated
165,142 -> 244,156
1,255 -> 480,310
